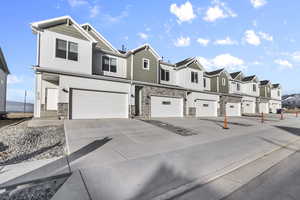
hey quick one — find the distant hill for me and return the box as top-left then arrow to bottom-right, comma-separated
282,94 -> 300,108
6,101 -> 34,113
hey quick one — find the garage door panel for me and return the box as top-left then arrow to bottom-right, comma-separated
259,103 -> 269,114
243,101 -> 255,114
226,103 -> 241,116
151,96 -> 183,118
196,100 -> 217,117
71,89 -> 128,119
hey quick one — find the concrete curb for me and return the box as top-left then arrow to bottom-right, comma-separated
152,138 -> 300,200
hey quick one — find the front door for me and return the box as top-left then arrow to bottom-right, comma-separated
46,88 -> 58,110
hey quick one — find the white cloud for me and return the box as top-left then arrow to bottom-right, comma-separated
197,54 -> 246,71
250,0 -> 267,8
203,0 -> 237,22
291,52 -> 300,62
214,37 -> 238,45
7,75 -> 23,85
174,36 -> 191,47
197,38 -> 210,46
170,1 -> 196,23
67,0 -> 88,7
258,32 -> 273,41
89,5 -> 99,18
274,59 -> 293,68
244,30 -> 261,46
138,32 -> 149,40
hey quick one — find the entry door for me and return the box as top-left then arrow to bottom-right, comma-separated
46,88 -> 58,110
226,103 -> 241,116
151,96 -> 183,117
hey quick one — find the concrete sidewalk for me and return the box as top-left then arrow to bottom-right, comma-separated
61,117 -> 300,199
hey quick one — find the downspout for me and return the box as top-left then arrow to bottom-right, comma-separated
129,53 -> 134,119
36,31 -> 41,66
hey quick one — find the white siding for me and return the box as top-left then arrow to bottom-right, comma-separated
176,68 -> 204,90
271,87 -> 282,100
93,52 -> 127,78
203,77 -> 211,91
160,64 -> 177,86
39,30 -> 93,74
243,82 -> 259,97
229,80 -> 242,95
58,75 -> 132,105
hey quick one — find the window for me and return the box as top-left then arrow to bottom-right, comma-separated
160,68 -> 170,81
68,42 -> 78,61
56,39 -> 67,59
203,104 -> 209,107
278,90 -> 280,96
253,84 -> 257,92
222,78 -> 226,86
102,56 -> 117,73
143,59 -> 150,70
162,101 -> 171,105
237,83 -> 240,91
203,78 -> 206,88
56,39 -> 78,61
191,72 -> 198,83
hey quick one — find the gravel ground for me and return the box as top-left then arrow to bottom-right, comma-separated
0,176 -> 68,200
0,121 -> 66,165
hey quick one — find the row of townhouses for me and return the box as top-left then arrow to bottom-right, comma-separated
31,16 -> 282,120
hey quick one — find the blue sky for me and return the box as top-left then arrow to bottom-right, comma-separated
1,0 -> 300,102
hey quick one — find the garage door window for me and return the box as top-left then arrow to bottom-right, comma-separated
230,105 -> 234,108
162,101 -> 171,105
203,104 -> 209,107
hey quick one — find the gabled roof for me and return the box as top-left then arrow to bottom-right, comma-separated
242,75 -> 256,82
128,44 -> 161,60
160,60 -> 175,67
175,57 -> 204,71
0,48 -> 10,74
260,80 -> 271,85
205,68 -> 225,76
31,16 -> 97,43
81,23 -> 119,54
230,71 -> 242,79
272,83 -> 280,88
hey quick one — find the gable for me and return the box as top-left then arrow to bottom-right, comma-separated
46,23 -> 88,41
187,60 -> 204,71
235,73 -> 243,81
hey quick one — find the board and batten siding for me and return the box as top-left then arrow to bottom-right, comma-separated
218,72 -> 229,94
47,23 -> 88,41
127,48 -> 158,83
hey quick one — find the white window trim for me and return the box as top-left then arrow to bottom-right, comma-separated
142,58 -> 150,70
160,68 -> 170,82
191,71 -> 198,83
101,55 -> 117,73
222,78 -> 226,86
54,38 -> 79,62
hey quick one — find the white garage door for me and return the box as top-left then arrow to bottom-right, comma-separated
226,103 -> 241,116
259,103 -> 269,114
270,103 -> 280,113
196,100 -> 218,117
243,101 -> 255,114
71,89 -> 128,119
151,96 -> 183,118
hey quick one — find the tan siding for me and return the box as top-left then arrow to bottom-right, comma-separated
210,77 -> 218,92
87,30 -> 114,52
188,62 -> 202,70
219,72 -> 229,93
47,23 -> 88,41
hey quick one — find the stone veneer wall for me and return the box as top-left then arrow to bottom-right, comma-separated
139,86 -> 186,119
58,103 -> 68,119
188,107 -> 196,117
129,105 -> 135,118
219,95 -> 242,116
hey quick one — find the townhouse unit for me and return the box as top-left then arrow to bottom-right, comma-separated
31,16 -> 282,120
0,48 -> 10,115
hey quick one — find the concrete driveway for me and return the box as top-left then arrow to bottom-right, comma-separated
61,116 -> 300,200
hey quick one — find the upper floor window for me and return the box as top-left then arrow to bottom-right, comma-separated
56,39 -> 78,61
253,84 -> 257,92
160,68 -> 170,81
143,59 -> 150,70
102,56 -> 117,73
278,90 -> 280,96
222,78 -> 226,86
237,83 -> 240,91
203,78 -> 207,88
191,71 -> 198,83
